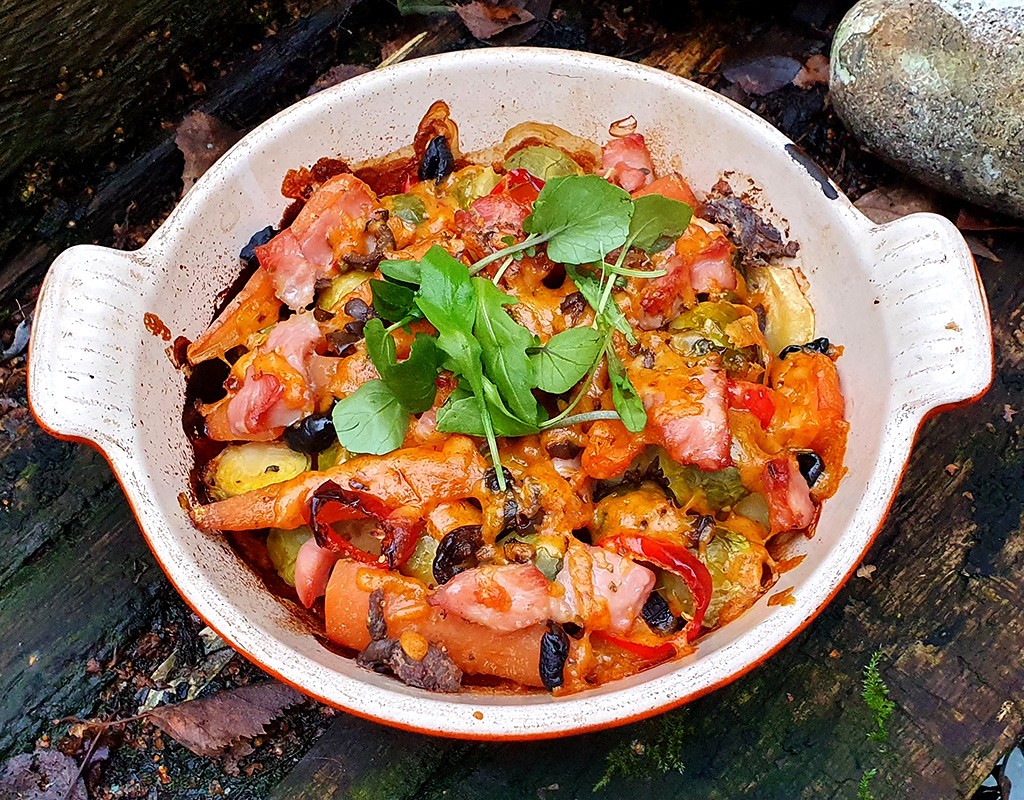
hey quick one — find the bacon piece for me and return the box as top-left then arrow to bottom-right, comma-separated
763,456 -> 816,533
551,542 -> 655,634
255,229 -> 318,310
294,537 -> 340,608
602,133 -> 655,192
430,564 -> 552,633
689,235 -> 737,293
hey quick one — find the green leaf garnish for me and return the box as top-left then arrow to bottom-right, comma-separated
364,318 -> 441,415
369,279 -> 420,323
437,384 -> 541,438
606,345 -> 647,433
331,380 -> 409,455
565,264 -> 636,345
530,327 -> 605,394
472,277 -> 541,424
379,258 -> 422,286
628,194 -> 694,252
524,174 -> 634,265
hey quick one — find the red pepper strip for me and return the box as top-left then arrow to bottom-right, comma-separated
727,379 -> 775,428
607,534 -> 713,642
591,630 -> 676,662
491,168 -> 544,206
308,480 -> 424,569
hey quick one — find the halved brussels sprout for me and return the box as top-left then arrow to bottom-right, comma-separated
317,271 -> 371,313
746,265 -> 815,354
504,146 -> 583,181
658,450 -> 747,513
202,442 -> 310,501
445,166 -> 501,210
385,193 -> 428,226
669,301 -> 765,376
657,530 -> 771,628
401,535 -> 440,587
267,527 -> 312,586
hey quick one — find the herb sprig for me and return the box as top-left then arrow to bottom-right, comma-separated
332,174 -> 693,482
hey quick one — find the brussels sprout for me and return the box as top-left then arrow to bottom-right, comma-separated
445,166 -> 501,209
267,527 -> 312,586
385,193 -> 428,225
401,535 -> 439,587
202,442 -> 310,501
669,301 -> 764,375
317,271 -> 371,313
656,531 -> 770,628
746,265 -> 815,354
658,450 -> 747,512
733,491 -> 771,528
504,146 -> 583,181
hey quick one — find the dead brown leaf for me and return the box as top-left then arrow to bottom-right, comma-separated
307,64 -> 371,96
0,748 -> 86,800
792,54 -> 830,89
723,55 -> 801,96
175,111 -> 242,196
966,235 -> 1003,264
148,681 -> 305,758
456,0 -> 551,43
853,184 -> 941,224
955,206 -> 1024,232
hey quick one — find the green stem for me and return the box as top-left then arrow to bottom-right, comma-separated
542,409 -> 621,430
384,315 -> 415,334
540,331 -> 614,428
469,232 -> 549,275
492,255 -> 516,285
477,392 -> 506,490
601,262 -> 668,279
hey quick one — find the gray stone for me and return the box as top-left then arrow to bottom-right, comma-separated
831,0 -> 1024,218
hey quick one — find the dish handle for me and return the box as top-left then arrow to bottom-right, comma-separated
28,244 -> 150,456
869,212 -> 994,418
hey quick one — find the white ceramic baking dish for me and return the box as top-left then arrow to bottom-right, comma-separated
28,48 -> 992,739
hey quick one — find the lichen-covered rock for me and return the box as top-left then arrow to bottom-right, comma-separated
831,0 -> 1024,218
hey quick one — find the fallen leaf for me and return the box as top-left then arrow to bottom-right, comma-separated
175,111 -> 242,196
856,564 -> 876,580
966,235 -> 1002,264
1003,404 -> 1018,423
2,317 -> 30,361
0,748 -> 86,800
723,56 -> 802,96
955,206 -> 1024,232
148,681 -> 305,758
456,0 -> 551,43
792,53 -> 830,89
307,64 -> 371,96
945,463 -> 959,476
854,184 -> 941,224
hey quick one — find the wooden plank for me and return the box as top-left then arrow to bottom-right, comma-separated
0,1 -> 361,300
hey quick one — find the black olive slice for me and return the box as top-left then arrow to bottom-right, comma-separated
641,592 -> 682,635
797,452 -> 825,487
239,226 -> 277,268
539,623 -> 570,690
418,135 -> 455,183
432,525 -> 484,585
284,413 -> 336,455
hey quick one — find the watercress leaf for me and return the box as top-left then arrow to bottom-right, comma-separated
369,279 -> 420,323
379,259 -> 422,286
364,318 -> 441,414
606,346 -> 647,433
472,277 -> 541,424
331,380 -> 409,455
524,175 -> 634,264
565,264 -> 636,345
504,146 -> 583,181
531,327 -> 605,394
436,384 -> 541,437
413,246 -> 483,386
628,194 -> 694,252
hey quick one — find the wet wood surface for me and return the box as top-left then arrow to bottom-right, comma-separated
1,2 -> 1021,798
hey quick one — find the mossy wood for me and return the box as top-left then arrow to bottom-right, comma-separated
1,2 -> 1021,798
